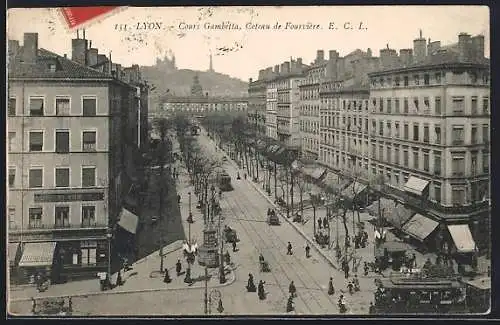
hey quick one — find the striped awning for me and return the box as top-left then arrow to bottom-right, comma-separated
118,208 -> 139,234
19,242 -> 56,267
448,224 -> 477,253
402,214 -> 439,241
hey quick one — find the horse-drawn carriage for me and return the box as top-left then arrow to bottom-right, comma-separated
224,226 -> 238,243
267,209 -> 280,225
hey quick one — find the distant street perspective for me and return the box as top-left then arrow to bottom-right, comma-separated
7,6 -> 490,317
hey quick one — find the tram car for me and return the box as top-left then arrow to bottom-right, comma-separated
374,275 -> 467,314
217,171 -> 233,191
267,209 -> 280,225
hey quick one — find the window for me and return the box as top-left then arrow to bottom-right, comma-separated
379,121 -> 384,136
435,97 -> 441,114
395,98 -> 400,113
471,96 -> 478,115
82,97 -> 97,116
413,151 -> 419,169
423,153 -> 429,172
55,206 -> 70,228
435,73 -> 441,84
371,144 -> 376,158
404,124 -> 409,140
386,146 -> 391,164
482,125 -> 489,143
452,156 -> 465,176
452,187 -> 465,205
404,76 -> 409,86
378,145 -> 383,161
29,208 -> 43,228
452,126 -> 464,145
55,130 -> 70,153
423,126 -> 429,143
413,124 -> 419,141
56,97 -> 70,115
8,98 -> 16,116
395,122 -> 400,138
434,183 -> 442,203
483,152 -> 489,173
435,126 -> 441,144
482,97 -> 489,114
423,97 -> 430,111
387,99 -> 392,113
395,77 -> 400,86
413,97 -> 419,111
379,98 -> 384,112
403,150 -> 409,167
81,241 -> 97,265
82,206 -> 96,227
8,168 -> 15,187
29,168 -> 43,188
452,97 -> 465,114
8,208 -> 16,229
82,167 -> 96,187
29,131 -> 43,151
471,152 -> 478,176
424,74 -> 430,85
83,131 -> 96,151
29,97 -> 44,116
8,132 -> 16,152
471,126 -> 478,144
414,75 -> 419,85
403,98 -> 409,114
434,154 -> 441,175
394,147 -> 400,165
55,167 -> 70,187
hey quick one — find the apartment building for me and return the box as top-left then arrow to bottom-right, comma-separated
265,66 -> 279,140
369,32 -> 490,253
7,33 -> 144,283
247,74 -> 268,137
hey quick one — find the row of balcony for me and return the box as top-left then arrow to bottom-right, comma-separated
9,222 -> 108,232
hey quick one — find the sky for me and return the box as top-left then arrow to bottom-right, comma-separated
7,6 -> 490,81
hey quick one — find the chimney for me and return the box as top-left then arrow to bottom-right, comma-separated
284,61 -> 291,73
399,49 -> 413,66
87,48 -> 98,66
297,57 -> 302,66
274,65 -> 280,74
329,50 -> 339,61
471,35 -> 485,61
22,33 -> 38,64
413,29 -> 427,63
425,40 -> 439,56
316,50 -> 324,63
249,77 -> 253,83
72,37 -> 88,65
8,40 -> 20,57
458,32 -> 472,62
367,48 -> 372,57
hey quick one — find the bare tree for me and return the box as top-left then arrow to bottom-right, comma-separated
293,172 -> 311,220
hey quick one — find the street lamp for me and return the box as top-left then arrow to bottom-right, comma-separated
106,228 -> 113,285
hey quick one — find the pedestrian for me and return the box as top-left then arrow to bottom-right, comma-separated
328,277 -> 335,295
344,262 -> 350,279
163,269 -> 172,283
353,274 -> 360,292
323,217 -> 328,229
176,259 -> 182,276
347,281 -> 354,294
286,294 -> 294,312
305,244 -> 311,258
177,194 -> 181,204
287,242 -> 293,255
232,240 -> 237,252
364,262 -> 369,276
289,281 -> 297,298
369,301 -> 376,314
318,218 -> 322,230
31,297 -> 36,314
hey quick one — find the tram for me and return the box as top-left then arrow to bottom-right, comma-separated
218,171 -> 233,191
373,274 -> 467,314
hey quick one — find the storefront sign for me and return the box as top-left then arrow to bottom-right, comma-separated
34,192 -> 104,203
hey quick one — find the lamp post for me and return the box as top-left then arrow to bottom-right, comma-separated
106,228 -> 113,283
188,191 -> 193,244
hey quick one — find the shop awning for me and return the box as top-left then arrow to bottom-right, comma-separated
366,198 -> 395,217
448,224 -> 477,253
19,242 -> 56,267
118,208 -> 139,234
8,242 -> 20,266
341,181 -> 368,199
384,203 -> 415,229
403,176 -> 429,196
310,167 -> 327,180
402,213 -> 439,241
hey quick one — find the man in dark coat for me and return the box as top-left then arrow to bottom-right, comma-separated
176,259 -> 182,276
287,242 -> 293,255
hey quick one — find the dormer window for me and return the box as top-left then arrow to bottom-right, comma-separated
48,64 -> 56,72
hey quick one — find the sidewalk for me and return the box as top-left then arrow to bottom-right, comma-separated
8,135 -> 235,304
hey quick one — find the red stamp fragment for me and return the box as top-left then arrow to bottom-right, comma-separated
61,7 -> 119,29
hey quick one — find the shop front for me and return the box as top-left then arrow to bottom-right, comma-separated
55,239 -> 108,282
447,224 -> 478,271
18,242 -> 57,284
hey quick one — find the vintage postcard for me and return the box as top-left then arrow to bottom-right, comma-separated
6,6 -> 490,317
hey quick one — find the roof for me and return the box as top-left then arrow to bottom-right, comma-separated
9,47 -> 116,80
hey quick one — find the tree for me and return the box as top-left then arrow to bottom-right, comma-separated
292,171 -> 310,221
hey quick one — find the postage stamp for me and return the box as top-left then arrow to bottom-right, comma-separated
6,5 -> 490,317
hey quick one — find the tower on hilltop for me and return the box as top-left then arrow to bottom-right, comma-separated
208,52 -> 214,72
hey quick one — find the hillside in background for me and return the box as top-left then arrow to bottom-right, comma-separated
141,63 -> 249,110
